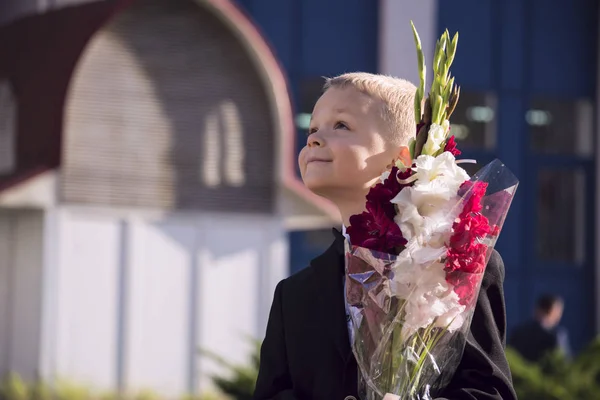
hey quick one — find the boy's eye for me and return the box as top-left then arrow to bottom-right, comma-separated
307,127 -> 317,136
334,121 -> 349,130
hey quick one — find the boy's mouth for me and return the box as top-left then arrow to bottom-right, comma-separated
306,156 -> 332,164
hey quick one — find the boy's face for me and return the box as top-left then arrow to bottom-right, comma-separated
299,86 -> 399,201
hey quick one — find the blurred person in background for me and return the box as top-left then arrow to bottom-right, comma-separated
509,294 -> 571,363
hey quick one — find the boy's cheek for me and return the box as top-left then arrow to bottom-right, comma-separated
297,148 -> 307,172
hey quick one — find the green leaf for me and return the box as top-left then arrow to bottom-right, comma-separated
435,94 -> 445,123
414,88 -> 422,123
408,138 -> 416,159
446,32 -> 459,67
443,77 -> 454,104
410,21 -> 427,115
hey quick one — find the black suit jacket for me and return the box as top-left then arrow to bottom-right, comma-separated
254,229 -> 517,400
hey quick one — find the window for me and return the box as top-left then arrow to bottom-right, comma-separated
536,168 -> 586,263
450,92 -> 497,150
0,81 -> 16,175
529,98 -> 594,157
201,100 -> 246,188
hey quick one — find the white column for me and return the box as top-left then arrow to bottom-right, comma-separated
378,0 -> 438,85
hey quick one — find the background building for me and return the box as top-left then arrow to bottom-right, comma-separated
0,0 -> 597,397
0,0 -> 337,396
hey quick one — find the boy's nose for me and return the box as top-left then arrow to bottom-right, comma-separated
307,133 -> 324,148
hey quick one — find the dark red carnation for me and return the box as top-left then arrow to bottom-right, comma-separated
365,166 -> 414,220
347,205 -> 406,254
444,135 -> 461,156
366,167 -> 401,219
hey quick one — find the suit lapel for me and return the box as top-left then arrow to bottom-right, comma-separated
311,229 -> 352,362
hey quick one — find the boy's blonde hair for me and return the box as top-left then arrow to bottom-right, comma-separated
323,72 -> 417,146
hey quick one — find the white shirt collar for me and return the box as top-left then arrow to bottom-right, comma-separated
341,224 -> 351,243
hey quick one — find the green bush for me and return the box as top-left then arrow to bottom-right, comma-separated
0,374 -> 222,400
205,338 -> 600,400
507,338 -> 600,400
200,338 -> 261,400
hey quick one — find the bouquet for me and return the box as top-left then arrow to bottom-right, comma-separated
344,22 -> 519,400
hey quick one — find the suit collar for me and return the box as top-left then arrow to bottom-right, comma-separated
309,228 -> 351,362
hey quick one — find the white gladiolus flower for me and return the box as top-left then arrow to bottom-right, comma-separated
392,188 -> 422,240
391,153 -> 466,245
390,260 -> 466,340
413,152 -> 469,196
422,121 -> 449,155
435,294 -> 466,332
385,151 -> 471,343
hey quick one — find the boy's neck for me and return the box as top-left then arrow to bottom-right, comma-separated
336,200 -> 367,227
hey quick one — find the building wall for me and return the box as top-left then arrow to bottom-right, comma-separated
436,0 -> 598,351
0,209 -> 44,381
42,208 -> 287,396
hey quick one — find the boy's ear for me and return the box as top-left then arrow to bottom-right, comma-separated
398,146 -> 412,168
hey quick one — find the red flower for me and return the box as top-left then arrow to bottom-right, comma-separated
490,225 -> 500,236
444,135 -> 461,157
445,241 -> 488,274
347,205 -> 406,254
446,272 -> 482,306
445,180 -> 492,305
366,166 -> 403,219
362,166 -> 414,219
458,181 -> 488,215
449,213 -> 492,250
445,240 -> 488,306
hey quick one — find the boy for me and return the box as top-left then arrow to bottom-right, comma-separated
253,73 -> 517,400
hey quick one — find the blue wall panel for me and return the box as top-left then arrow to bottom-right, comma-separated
530,0 -> 598,97
439,0 -> 598,352
235,0 -> 297,78
300,0 -> 378,76
437,0 -> 494,90
500,0 -> 525,91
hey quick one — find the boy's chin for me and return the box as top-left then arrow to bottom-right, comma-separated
302,180 -> 362,202
302,179 -> 338,199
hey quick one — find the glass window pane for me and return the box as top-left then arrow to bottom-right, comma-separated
536,169 -> 586,263
529,98 -> 594,157
450,92 -> 497,151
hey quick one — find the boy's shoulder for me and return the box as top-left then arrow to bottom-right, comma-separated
484,249 -> 505,284
278,237 -> 341,297
283,262 -> 317,288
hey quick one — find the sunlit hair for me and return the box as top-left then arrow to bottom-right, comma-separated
323,72 -> 417,146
